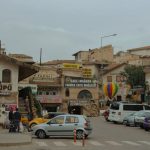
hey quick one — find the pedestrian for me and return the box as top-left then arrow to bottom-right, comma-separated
14,108 -> 21,132
8,107 -> 14,132
106,99 -> 111,107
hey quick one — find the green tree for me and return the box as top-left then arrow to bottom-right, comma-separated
120,65 -> 145,88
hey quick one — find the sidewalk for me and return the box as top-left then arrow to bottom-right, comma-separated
0,128 -> 32,146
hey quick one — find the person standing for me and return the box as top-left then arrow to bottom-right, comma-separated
14,108 -> 21,132
8,107 -> 14,132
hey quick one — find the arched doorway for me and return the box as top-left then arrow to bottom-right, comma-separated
68,90 -> 93,115
77,90 -> 92,101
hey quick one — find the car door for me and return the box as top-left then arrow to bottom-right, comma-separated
46,116 -> 65,136
64,116 -> 79,136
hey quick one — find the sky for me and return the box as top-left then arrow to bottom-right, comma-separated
0,0 -> 150,62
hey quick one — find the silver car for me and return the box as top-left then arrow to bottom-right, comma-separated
123,110 -> 150,127
31,114 -> 92,139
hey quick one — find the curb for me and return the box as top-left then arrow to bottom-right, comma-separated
0,140 -> 32,147
0,132 -> 32,146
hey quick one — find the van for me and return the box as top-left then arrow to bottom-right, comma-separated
108,102 -> 150,123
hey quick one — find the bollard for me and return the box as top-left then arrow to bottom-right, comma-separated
74,128 -> 76,143
82,132 -> 85,147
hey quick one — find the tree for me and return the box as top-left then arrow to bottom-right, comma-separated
120,65 -> 145,88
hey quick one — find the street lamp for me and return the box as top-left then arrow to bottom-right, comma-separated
101,34 -> 117,48
99,34 -> 117,99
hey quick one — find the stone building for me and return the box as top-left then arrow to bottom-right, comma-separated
73,45 -> 114,63
102,63 -> 128,101
28,60 -> 100,116
114,51 -> 140,64
127,46 -> 150,56
0,47 -> 39,125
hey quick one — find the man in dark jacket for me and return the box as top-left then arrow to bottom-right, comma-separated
8,107 -> 14,122
8,107 -> 14,132
14,108 -> 21,132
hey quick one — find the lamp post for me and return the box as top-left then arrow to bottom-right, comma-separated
100,34 -> 117,99
100,34 -> 117,48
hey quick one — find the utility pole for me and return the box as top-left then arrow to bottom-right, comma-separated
40,48 -> 42,65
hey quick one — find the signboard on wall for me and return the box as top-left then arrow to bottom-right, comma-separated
63,63 -> 81,69
0,83 -> 12,96
64,76 -> 97,88
5,104 -> 17,111
36,95 -> 62,104
82,68 -> 92,78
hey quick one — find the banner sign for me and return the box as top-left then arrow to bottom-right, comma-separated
64,76 -> 97,88
63,63 -> 81,69
82,68 -> 92,78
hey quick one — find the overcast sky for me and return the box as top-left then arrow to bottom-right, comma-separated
0,0 -> 150,62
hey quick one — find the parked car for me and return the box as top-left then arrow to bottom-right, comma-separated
123,112 -> 135,125
29,112 -> 66,128
143,116 -> 150,131
123,110 -> 150,127
134,111 -> 150,128
31,114 -> 92,139
108,101 -> 150,123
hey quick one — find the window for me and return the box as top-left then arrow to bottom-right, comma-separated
107,76 -> 112,82
2,69 -> 11,83
46,91 -> 49,95
110,102 -> 119,110
123,105 -> 143,111
144,105 -> 150,110
65,116 -> 79,123
116,76 -> 121,82
38,91 -> 42,95
65,88 -> 70,97
50,116 -> 64,124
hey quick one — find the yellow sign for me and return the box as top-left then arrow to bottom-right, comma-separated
63,63 -> 81,69
82,68 -> 92,78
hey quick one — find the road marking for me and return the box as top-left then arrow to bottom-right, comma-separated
122,141 -> 141,146
89,141 -> 104,146
54,141 -> 66,146
72,141 -> 82,146
105,141 -> 122,146
35,141 -> 48,147
138,141 -> 150,145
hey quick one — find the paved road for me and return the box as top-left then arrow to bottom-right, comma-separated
1,116 -> 150,150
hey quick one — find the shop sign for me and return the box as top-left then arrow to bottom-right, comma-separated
0,83 -> 12,96
64,77 -> 97,88
82,68 -> 92,78
32,74 -> 56,82
63,63 -> 81,69
36,95 -> 62,103
4,104 -> 17,111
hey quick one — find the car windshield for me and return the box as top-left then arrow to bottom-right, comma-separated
110,102 -> 120,110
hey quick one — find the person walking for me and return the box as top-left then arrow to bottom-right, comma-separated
14,108 -> 21,132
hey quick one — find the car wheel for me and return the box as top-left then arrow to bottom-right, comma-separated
76,130 -> 84,139
37,130 -> 46,139
85,134 -> 88,139
30,123 -> 37,128
145,128 -> 150,131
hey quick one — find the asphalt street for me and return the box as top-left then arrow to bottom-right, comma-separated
1,116 -> 150,150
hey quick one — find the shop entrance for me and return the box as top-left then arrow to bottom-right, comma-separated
45,106 -> 57,112
68,106 -> 82,115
